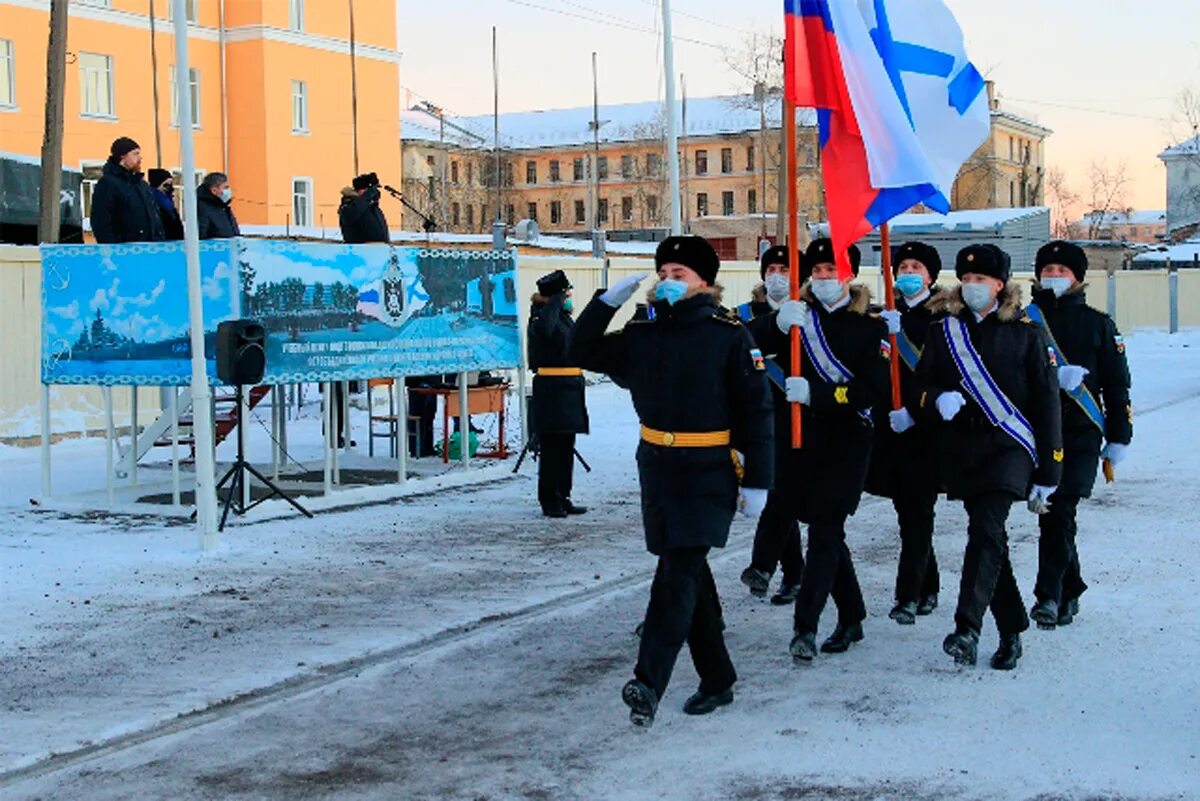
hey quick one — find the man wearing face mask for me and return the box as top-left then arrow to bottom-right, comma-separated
738,245 -> 805,606
753,238 -> 890,663
196,172 -> 241,240
911,244 -> 1062,670
147,168 -> 184,241
528,270 -> 589,518
567,236 -> 773,727
1026,241 -> 1131,630
868,241 -> 948,625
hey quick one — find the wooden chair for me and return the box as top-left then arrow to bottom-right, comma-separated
366,379 -> 423,458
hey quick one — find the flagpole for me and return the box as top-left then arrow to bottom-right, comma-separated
880,222 -> 902,410
784,59 -> 802,449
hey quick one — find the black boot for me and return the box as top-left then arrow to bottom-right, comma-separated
622,679 -> 658,727
1030,598 -> 1059,630
740,566 -> 770,598
942,625 -> 979,666
889,601 -> 918,626
820,622 -> 864,654
770,583 -> 800,606
916,594 -> 938,616
563,500 -> 588,515
990,633 -> 1023,670
789,630 -> 817,663
1058,598 -> 1079,626
682,687 -> 734,716
542,504 -> 568,519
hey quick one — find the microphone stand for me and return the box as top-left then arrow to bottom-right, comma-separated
381,184 -> 438,233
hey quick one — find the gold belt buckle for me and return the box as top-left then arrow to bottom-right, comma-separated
662,431 -> 676,447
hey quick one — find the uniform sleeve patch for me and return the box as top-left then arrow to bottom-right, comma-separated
834,386 -> 850,405
880,339 -> 892,360
1053,448 -> 1064,463
750,348 -> 766,371
1114,334 -> 1125,354
1047,347 -> 1058,368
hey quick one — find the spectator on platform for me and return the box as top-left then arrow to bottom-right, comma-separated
196,172 -> 240,239
147,168 -> 184,241
89,137 -> 166,244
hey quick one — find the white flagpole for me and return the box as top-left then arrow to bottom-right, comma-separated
661,0 -> 682,235
173,0 -> 219,550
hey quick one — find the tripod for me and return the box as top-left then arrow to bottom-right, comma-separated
512,432 -> 592,475
214,385 -> 314,531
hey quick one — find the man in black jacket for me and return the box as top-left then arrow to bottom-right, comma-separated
753,239 -> 890,662
89,137 -> 166,244
528,269 -> 588,518
196,172 -> 240,239
339,173 -> 390,244
568,236 -> 773,727
870,241 -> 948,625
147,168 -> 184,241
912,244 -> 1062,670
1027,241 -> 1132,629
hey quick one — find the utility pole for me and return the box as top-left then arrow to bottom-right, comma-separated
439,108 -> 448,231
755,81 -> 768,240
38,0 -> 68,244
661,0 -> 682,235
589,52 -> 606,257
348,0 -> 360,175
680,74 -> 690,233
491,26 -> 505,249
149,0 -> 163,165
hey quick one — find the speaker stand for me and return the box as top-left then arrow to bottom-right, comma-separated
213,384 -> 314,531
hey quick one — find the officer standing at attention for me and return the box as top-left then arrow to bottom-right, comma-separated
739,245 -> 806,605
1026,241 -> 1131,629
754,239 -> 890,663
527,270 -> 589,518
870,241 -> 949,625
568,236 -> 774,727
911,244 -> 1062,670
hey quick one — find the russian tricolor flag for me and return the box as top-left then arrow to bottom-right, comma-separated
785,0 -> 990,279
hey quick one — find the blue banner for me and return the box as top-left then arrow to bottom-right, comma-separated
41,240 -> 520,386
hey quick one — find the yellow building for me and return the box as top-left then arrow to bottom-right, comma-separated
0,0 -> 401,234
950,83 -> 1052,210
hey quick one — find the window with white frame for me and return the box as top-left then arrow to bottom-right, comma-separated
80,162 -> 105,218
79,52 -> 114,118
291,80 -> 308,132
0,39 -> 14,108
289,0 -> 305,32
166,0 -> 197,23
169,65 -> 200,127
292,178 -> 313,227
75,0 -> 111,6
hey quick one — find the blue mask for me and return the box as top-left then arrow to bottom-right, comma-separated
654,279 -> 689,306
895,273 -> 925,298
562,298 -> 574,313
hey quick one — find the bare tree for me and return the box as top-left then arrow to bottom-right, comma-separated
1045,167 -> 1080,239
1084,160 -> 1130,240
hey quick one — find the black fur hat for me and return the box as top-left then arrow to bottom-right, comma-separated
894,241 -> 942,282
801,238 -> 861,281
759,245 -> 789,280
352,172 -> 380,191
1035,240 -> 1087,282
956,244 -> 1011,283
536,269 -> 571,297
655,236 -> 720,285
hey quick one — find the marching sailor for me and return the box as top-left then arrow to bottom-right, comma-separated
567,236 -> 774,726
1027,241 -> 1132,628
912,244 -> 1062,670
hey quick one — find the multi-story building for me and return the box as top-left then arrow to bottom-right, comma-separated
1160,135 -> 1200,239
1067,210 -> 1167,244
951,83 -> 1052,210
0,0 -> 401,236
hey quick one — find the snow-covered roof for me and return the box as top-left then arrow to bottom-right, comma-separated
1,150 -> 84,171
1159,136 -> 1200,159
402,95 -> 814,152
1131,238 -> 1200,264
235,225 -> 658,255
1073,210 -> 1167,227
816,206 -> 1049,236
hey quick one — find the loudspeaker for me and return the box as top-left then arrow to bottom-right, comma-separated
216,320 -> 266,385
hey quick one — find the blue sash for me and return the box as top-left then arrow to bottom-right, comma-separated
736,302 -> 755,323
896,328 -> 921,372
943,317 -> 1039,466
1025,303 -> 1105,434
799,309 -> 872,423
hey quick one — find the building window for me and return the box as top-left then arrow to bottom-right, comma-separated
708,237 -> 738,261
621,154 -> 634,179
549,160 -> 560,182
1009,181 -> 1015,206
647,153 -> 661,176
621,196 -> 633,223
526,160 -> 537,185
503,161 -> 514,187
550,201 -> 562,225
466,204 -> 474,228
292,178 -> 312,227
426,155 -> 435,168
597,198 -> 609,225
466,162 -> 474,185
748,188 -> 757,215
596,156 -> 609,180
695,150 -> 708,176
289,0 -> 305,32
647,195 -> 659,222
527,202 -> 537,221
722,191 -> 734,216
166,0 -> 197,22
79,52 -> 114,118
291,79 -> 308,132
0,39 -> 14,108
747,145 -> 756,172
169,65 -> 200,127
450,202 -> 460,226
697,192 -> 708,217
451,162 -> 459,184
1009,136 -> 1014,161
574,199 -> 586,224
506,204 -> 515,225
573,158 -> 584,181
721,148 -> 733,174
76,0 -> 111,6
80,162 -> 104,217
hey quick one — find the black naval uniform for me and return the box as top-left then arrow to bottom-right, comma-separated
528,272 -> 589,516
568,276 -> 773,711
1028,282 -> 1132,618
754,283 -> 890,642
913,271 -> 1062,652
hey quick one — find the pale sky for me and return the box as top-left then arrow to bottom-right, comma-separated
397,1 -> 1200,214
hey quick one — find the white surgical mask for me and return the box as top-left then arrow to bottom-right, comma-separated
220,187 -> 233,204
1041,277 -> 1072,298
962,282 -> 995,313
764,274 -> 790,302
811,278 -> 845,307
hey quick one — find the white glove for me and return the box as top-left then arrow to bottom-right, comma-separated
936,391 -> 966,421
1027,485 -> 1056,515
775,300 -> 810,334
1101,442 -> 1128,466
889,407 -> 915,433
1057,365 -> 1089,392
599,273 -> 649,308
739,488 -> 768,518
785,376 -> 810,405
880,309 -> 902,336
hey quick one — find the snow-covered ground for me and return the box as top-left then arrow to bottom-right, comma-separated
2,331 -> 1199,800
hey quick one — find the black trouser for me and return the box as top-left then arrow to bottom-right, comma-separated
537,432 -> 576,512
406,388 -> 437,457
955,492 -> 1030,635
793,512 -> 866,635
893,491 -> 940,604
750,491 -> 805,585
1035,493 -> 1088,606
635,547 -> 736,700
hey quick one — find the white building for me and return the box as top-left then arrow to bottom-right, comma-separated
1159,136 -> 1200,237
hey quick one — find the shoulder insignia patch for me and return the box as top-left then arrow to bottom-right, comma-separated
834,386 -> 850,405
750,348 -> 766,371
1052,448 -> 1064,463
880,339 -> 892,360
714,312 -> 741,326
1114,334 -> 1125,354
1047,347 -> 1058,368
